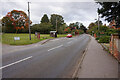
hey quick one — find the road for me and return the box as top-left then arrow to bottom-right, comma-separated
2,34 -> 90,78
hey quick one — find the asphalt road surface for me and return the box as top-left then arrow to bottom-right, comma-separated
2,34 -> 90,78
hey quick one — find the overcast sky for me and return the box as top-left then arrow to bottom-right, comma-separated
0,0 -> 109,27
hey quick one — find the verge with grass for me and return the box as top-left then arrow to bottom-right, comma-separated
2,33 -> 67,45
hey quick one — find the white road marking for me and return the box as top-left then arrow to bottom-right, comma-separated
67,41 -> 73,44
51,39 -> 59,41
0,56 -> 32,70
48,45 -> 63,51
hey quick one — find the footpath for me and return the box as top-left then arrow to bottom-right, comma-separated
77,35 -> 118,78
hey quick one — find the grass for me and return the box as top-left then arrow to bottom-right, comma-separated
2,33 -> 67,45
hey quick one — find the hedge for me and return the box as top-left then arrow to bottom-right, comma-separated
98,36 -> 111,43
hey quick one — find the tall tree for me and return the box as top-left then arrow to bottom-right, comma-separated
31,23 -> 52,34
50,14 -> 64,30
2,10 -> 32,33
95,20 -> 103,26
2,16 -> 15,33
75,22 -> 80,29
80,23 -> 87,33
40,14 -> 49,23
88,22 -> 96,29
69,23 -> 75,30
97,2 -> 120,28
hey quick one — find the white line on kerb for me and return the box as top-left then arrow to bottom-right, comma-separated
48,45 -> 63,51
0,56 -> 32,70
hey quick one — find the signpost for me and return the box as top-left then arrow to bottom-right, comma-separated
14,37 -> 20,40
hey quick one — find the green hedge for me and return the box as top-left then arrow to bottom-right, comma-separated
95,37 -> 100,40
98,36 -> 110,43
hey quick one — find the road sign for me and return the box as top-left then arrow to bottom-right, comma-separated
14,37 -> 20,40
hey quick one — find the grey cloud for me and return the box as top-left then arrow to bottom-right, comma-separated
0,1 -> 108,27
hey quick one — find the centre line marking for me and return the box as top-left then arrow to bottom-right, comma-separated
48,45 -> 63,51
0,56 -> 32,70
67,41 -> 72,44
51,39 -> 59,41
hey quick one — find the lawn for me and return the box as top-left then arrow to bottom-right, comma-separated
2,33 -> 67,45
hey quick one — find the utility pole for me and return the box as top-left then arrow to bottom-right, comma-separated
55,16 -> 58,38
98,8 -> 100,37
28,2 -> 31,40
56,17 -> 57,32
98,14 -> 100,32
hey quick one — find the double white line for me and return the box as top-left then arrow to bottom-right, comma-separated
48,45 -> 63,51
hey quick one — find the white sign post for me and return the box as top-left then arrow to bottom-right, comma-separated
14,37 -> 20,41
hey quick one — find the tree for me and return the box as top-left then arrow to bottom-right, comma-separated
50,14 -> 64,30
88,22 -> 96,29
2,16 -> 15,33
97,2 -> 120,28
40,14 -> 49,23
31,23 -> 52,34
69,23 -> 75,30
57,23 -> 67,34
95,20 -> 103,26
64,27 -> 71,33
2,10 -> 32,33
80,23 -> 87,33
75,22 -> 80,29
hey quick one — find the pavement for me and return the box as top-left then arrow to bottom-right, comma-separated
2,34 -> 90,78
77,35 -> 118,78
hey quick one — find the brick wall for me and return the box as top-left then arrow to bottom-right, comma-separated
109,34 -> 120,62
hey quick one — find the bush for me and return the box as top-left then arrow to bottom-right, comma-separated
95,37 -> 100,40
98,36 -> 110,43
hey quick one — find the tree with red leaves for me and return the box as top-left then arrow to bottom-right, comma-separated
2,10 -> 32,33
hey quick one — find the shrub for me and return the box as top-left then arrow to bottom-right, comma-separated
95,37 -> 100,40
98,36 -> 110,43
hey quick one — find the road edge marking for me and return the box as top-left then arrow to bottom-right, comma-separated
0,56 -> 32,70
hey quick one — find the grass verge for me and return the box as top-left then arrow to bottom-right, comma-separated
2,33 -> 67,45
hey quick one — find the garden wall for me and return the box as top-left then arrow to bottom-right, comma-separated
109,34 -> 120,62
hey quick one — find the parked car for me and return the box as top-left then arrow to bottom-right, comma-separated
66,34 -> 72,38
